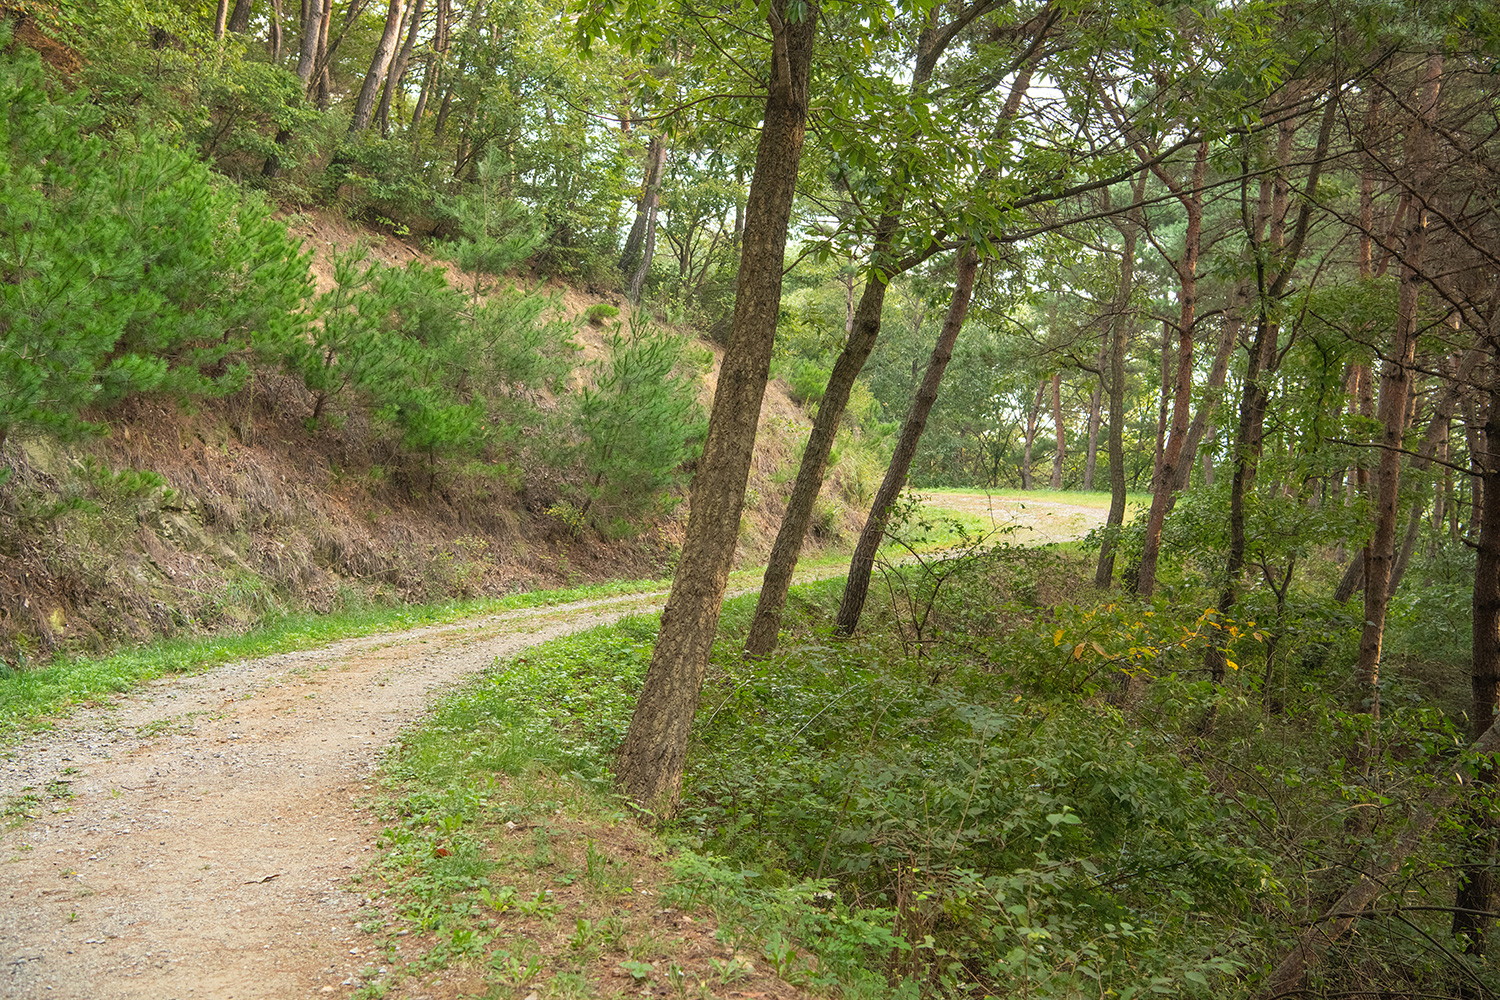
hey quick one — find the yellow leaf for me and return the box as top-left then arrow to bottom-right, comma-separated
1073,643 -> 1086,660
1227,660 -> 1239,671
1053,628 -> 1064,646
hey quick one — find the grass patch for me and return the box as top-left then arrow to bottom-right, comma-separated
359,609 -> 858,999
0,576 -> 670,740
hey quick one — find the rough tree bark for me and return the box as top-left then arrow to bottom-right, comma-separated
348,0 -> 407,134
614,0 -> 816,816
1134,141 -> 1208,599
741,0 -> 1034,659
1356,52 -> 1443,719
376,0 -> 427,135
835,247 -> 981,636
294,0 -> 321,84
1094,172 -> 1148,588
742,218 -> 900,657
228,0 -> 253,33
1049,370 -> 1064,489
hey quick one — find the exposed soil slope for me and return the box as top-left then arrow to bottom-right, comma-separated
0,208 -> 848,665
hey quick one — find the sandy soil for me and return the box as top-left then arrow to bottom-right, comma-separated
0,495 -> 1098,999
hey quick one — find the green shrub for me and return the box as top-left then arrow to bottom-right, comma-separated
786,358 -> 831,406
583,303 -> 621,327
0,33 -> 310,449
575,321 -> 707,526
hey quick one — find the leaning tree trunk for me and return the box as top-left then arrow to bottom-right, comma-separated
743,218 -> 899,658
1135,141 -> 1208,599
294,0 -> 321,84
742,19 -> 1042,659
228,0 -> 253,33
348,0 -> 407,134
1049,371 -> 1064,490
1205,86 -> 1338,684
619,135 -> 668,281
1451,348 -> 1500,970
1094,172 -> 1147,588
614,0 -> 816,816
1254,718 -> 1500,999
376,0 -> 426,135
1356,52 -> 1443,719
1170,284 -> 1245,493
835,247 -> 981,637
408,0 -> 449,131
1389,347 -> 1482,597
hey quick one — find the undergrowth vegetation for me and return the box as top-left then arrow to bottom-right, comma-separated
368,504 -> 1493,999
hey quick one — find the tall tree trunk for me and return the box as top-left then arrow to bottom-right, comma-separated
410,0 -> 448,136
348,0 -> 407,134
743,220 -> 900,658
1021,379 -> 1045,490
1356,53 -> 1443,719
1466,393 -> 1486,539
835,247 -> 981,636
614,0 -> 816,816
1170,283 -> 1246,493
1135,142 -> 1208,599
1206,84 -> 1339,683
313,0 -> 333,108
228,0 -> 253,33
294,0 -> 321,84
1049,371 -> 1064,490
741,7 -> 1042,659
268,0 -> 283,61
1083,340 -> 1106,491
1452,351 -> 1500,967
1095,173 -> 1147,588
620,135 -> 668,292
214,0 -> 230,39
1388,350 -> 1482,596
376,0 -> 426,134
629,184 -> 663,303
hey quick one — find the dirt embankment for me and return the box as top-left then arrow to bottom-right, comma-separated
0,209 -> 845,666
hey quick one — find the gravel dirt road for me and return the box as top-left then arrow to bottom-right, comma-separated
0,495 -> 1102,998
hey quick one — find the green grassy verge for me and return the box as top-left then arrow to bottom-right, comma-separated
0,576 -> 668,739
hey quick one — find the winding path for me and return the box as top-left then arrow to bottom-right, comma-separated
0,495 -> 1105,998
